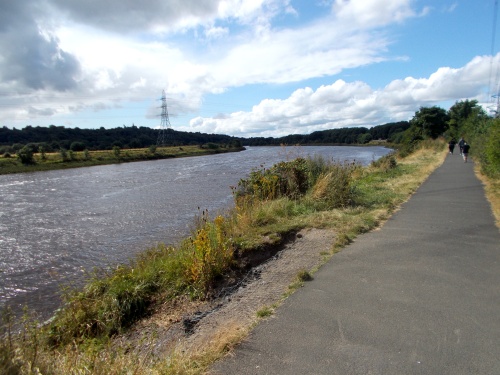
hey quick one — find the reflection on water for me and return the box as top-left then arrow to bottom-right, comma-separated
0,146 -> 391,318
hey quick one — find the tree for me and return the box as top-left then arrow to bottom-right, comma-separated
357,133 -> 372,144
17,146 -> 35,164
410,106 -> 449,139
113,145 -> 121,159
447,100 -> 487,139
70,141 -> 86,152
59,148 -> 69,162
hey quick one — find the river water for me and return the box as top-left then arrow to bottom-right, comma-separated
0,146 -> 391,319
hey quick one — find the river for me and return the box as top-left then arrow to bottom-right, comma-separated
0,145 -> 391,319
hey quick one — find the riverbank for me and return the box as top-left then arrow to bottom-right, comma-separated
1,140 -> 459,374
0,144 -> 245,175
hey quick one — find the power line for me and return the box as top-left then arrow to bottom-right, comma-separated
489,0 -> 500,116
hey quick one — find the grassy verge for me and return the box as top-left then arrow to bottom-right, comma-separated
0,144 -> 244,175
0,140 -> 449,374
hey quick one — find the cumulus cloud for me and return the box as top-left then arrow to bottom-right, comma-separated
1,0 -> 416,124
184,54 -> 498,138
0,1 -> 81,92
0,0 -> 492,138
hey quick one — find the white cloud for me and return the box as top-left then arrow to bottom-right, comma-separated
1,0 -> 495,138
1,0 -> 413,125
184,54 -> 498,138
332,0 -> 418,27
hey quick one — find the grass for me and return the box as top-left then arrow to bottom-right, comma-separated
476,164 -> 500,228
0,145 -> 243,175
256,306 -> 274,318
0,139 -> 460,374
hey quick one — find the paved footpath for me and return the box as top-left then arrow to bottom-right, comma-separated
212,153 -> 500,375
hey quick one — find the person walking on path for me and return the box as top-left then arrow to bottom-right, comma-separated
212,154 -> 500,375
448,139 -> 456,154
463,142 -> 470,162
458,137 -> 465,155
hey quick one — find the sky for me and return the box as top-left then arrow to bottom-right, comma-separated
1,0 -> 500,138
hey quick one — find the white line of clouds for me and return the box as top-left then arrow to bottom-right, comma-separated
185,54 -> 498,138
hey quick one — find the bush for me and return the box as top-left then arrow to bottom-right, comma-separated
372,153 -> 397,171
203,143 -> 219,149
83,149 -> 91,160
482,119 -> 500,177
70,142 -> 86,152
113,146 -> 121,159
311,162 -> 358,208
17,146 -> 35,165
148,145 -> 157,154
59,148 -> 69,162
237,158 -> 310,200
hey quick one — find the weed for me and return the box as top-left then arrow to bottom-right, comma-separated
296,270 -> 313,282
256,306 -> 273,318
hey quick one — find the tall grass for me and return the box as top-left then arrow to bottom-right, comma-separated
46,212 -> 234,348
0,140 -> 448,374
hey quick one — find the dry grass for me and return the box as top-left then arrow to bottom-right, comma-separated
164,322 -> 250,375
475,165 -> 500,229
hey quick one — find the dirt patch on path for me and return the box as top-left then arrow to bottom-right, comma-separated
116,228 -> 336,361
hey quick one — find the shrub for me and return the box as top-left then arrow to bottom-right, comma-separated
482,119 -> 500,178
372,153 -> 397,171
17,146 -> 35,165
59,148 -> 69,162
113,146 -> 121,159
70,142 -> 86,152
297,270 -> 313,282
311,162 -> 358,208
203,143 -> 219,149
237,158 -> 310,201
148,145 -> 157,154
182,213 -> 234,298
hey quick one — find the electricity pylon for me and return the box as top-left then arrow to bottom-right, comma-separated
156,90 -> 172,146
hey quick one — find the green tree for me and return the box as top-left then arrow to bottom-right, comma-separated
59,148 -> 69,162
483,118 -> 500,177
447,100 -> 487,140
148,144 -> 157,154
38,145 -> 47,160
357,133 -> 372,144
410,106 -> 449,139
113,145 -> 121,159
17,146 -> 35,164
70,141 -> 86,152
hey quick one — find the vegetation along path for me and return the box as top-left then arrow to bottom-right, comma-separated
212,151 -> 500,374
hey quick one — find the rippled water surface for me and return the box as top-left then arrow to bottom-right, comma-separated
0,146 -> 391,318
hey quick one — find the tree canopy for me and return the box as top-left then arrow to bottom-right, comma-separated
409,106 -> 449,139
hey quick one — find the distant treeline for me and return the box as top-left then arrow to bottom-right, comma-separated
244,121 -> 410,145
0,121 -> 409,152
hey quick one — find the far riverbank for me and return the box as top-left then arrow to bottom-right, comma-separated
0,144 -> 245,175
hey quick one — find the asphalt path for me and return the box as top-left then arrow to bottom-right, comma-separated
212,152 -> 500,375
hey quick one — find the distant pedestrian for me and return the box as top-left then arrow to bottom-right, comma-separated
458,137 -> 465,155
448,139 -> 456,154
462,142 -> 470,162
